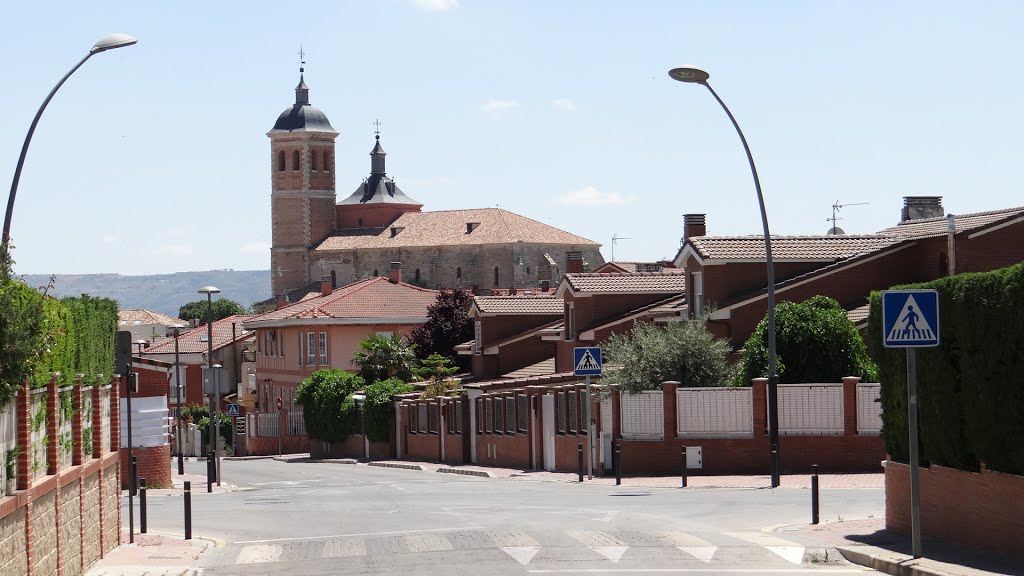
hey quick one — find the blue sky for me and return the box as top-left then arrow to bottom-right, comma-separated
3,1 -> 1022,275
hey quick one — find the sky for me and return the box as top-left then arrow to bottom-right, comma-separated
2,1 -> 1022,275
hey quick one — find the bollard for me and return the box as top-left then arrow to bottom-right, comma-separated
811,464 -> 820,525
577,443 -> 584,483
131,457 -> 138,496
139,478 -> 148,534
770,443 -> 780,488
207,451 -> 214,493
614,444 -> 621,486
681,447 -> 688,488
177,451 -> 185,476
128,457 -> 137,544
184,481 -> 192,540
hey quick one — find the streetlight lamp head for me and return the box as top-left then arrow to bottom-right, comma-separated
669,66 -> 710,84
197,286 -> 221,295
90,34 -> 138,54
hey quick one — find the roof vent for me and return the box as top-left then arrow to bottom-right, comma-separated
390,226 -> 405,238
466,222 -> 480,234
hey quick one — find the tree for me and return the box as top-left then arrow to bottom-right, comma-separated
295,369 -> 364,442
603,318 -> 733,393
178,298 -> 250,323
351,334 -> 417,383
407,289 -> 474,361
362,378 -> 416,442
0,246 -> 47,407
413,353 -> 460,399
737,295 -> 878,385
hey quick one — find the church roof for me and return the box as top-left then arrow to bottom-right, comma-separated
337,133 -> 422,206
314,208 -> 601,251
268,74 -> 337,134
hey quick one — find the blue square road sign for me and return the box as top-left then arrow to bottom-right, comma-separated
573,347 -> 602,376
882,289 -> 940,348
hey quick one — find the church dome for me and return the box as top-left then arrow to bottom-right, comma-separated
268,75 -> 337,134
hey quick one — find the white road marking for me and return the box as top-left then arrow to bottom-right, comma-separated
678,546 -> 717,563
405,532 -> 454,552
501,546 -> 540,565
725,532 -> 805,565
235,544 -> 282,564
593,545 -> 628,563
235,525 -> 483,544
488,529 -> 539,547
321,538 -> 366,558
765,546 -> 807,565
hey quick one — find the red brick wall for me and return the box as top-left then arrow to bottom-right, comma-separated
337,203 -> 420,229
885,461 -> 1024,559
476,433 -> 531,469
119,445 -> 171,489
444,432 -> 466,466
406,433 -> 441,462
958,223 -> 1024,274
480,314 -> 560,346
246,434 -> 309,456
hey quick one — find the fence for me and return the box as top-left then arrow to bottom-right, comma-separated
29,388 -> 47,482
57,385 -> 75,471
620,391 -> 663,439
676,387 -> 753,437
856,382 -> 882,435
778,383 -> 844,435
256,412 -> 280,437
287,411 -> 305,436
1,400 -> 15,489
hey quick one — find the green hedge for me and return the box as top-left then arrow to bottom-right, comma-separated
363,378 -> 416,442
295,369 -> 364,442
866,260 -> 1024,475
31,295 -> 118,388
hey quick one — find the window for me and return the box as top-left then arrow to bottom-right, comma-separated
556,393 -> 567,434
505,396 -> 516,434
493,398 -> 503,434
311,150 -> 318,171
306,333 -> 315,365
455,400 -> 463,433
323,150 -> 331,172
319,332 -> 328,365
278,151 -> 285,171
292,150 -> 300,171
691,271 -> 704,318
473,321 -> 482,354
517,394 -> 528,432
298,333 -> 304,366
567,390 -> 578,433
476,399 -> 484,434
418,404 -> 428,434
493,266 -> 500,287
566,302 -> 575,341
414,268 -> 420,283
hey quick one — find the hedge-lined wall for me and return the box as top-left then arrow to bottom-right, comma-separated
866,260 -> 1024,475
31,295 -> 118,388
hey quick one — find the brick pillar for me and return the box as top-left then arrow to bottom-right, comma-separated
842,376 -> 860,436
662,381 -> 679,440
752,378 -> 768,438
16,380 -> 30,491
110,377 -> 121,453
91,386 -> 103,459
72,376 -> 84,466
46,375 -> 58,475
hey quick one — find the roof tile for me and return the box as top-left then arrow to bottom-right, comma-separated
563,272 -> 686,294
473,295 -> 562,315
245,277 -> 437,324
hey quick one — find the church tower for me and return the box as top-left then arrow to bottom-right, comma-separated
267,67 -> 338,297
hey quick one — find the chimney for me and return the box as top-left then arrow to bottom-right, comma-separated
275,293 -> 289,310
320,276 -> 333,296
683,214 -> 707,241
565,251 -> 584,274
540,279 -> 550,292
388,261 -> 402,284
901,196 -> 944,222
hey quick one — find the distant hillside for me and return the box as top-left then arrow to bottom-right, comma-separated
17,270 -> 271,317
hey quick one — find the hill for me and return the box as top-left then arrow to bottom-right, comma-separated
17,270 -> 271,317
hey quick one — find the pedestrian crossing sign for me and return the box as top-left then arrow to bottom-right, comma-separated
573,347 -> 603,376
882,289 -> 940,348
226,404 -> 239,417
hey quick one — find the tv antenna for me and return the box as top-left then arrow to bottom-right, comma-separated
611,233 -> 631,261
827,200 -> 869,234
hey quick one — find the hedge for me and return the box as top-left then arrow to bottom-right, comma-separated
866,260 -> 1024,475
31,295 -> 118,388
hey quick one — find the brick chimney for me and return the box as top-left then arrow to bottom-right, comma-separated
901,196 -> 944,222
320,276 -> 333,296
388,261 -> 402,284
683,214 -> 707,240
275,294 -> 289,310
565,251 -> 584,274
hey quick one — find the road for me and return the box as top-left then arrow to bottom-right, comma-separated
132,459 -> 883,575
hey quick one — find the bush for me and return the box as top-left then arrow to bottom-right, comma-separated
407,289 -> 474,363
603,319 -> 733,393
737,296 -> 877,385
296,369 -> 364,442
351,334 -> 416,383
362,378 -> 416,442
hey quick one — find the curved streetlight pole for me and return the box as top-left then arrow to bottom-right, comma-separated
3,34 -> 137,253
669,66 -> 781,487
198,286 -> 222,486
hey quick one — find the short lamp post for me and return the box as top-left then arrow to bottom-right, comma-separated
3,34 -> 137,253
172,324 -> 187,475
668,66 -> 781,487
198,286 -> 222,486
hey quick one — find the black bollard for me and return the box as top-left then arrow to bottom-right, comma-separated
614,444 -> 621,486
811,464 -> 820,525
184,481 -> 192,540
771,443 -> 780,488
131,456 -> 138,496
207,451 -> 214,493
139,478 -> 147,534
577,443 -> 584,483
177,450 -> 185,476
681,447 -> 688,488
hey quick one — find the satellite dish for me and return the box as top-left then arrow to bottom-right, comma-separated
826,226 -> 845,235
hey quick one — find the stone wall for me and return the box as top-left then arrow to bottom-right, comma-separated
81,473 -> 100,569
0,507 -> 27,575
59,481 -> 82,575
101,467 -> 119,555
30,490 -> 57,576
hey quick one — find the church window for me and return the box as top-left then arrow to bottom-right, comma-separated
311,150 -> 318,171
323,151 -> 331,172
415,268 -> 421,283
292,150 -> 300,171
456,267 -> 462,279
373,269 -> 379,277
277,151 -> 285,171
493,267 -> 500,287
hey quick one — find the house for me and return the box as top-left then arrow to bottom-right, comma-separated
117,309 -> 186,342
267,71 -> 604,299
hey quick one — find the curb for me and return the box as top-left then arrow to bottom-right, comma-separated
272,457 -> 358,464
367,462 -> 427,471
436,467 -> 494,478
837,545 -> 954,576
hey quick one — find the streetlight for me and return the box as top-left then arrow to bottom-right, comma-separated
669,66 -> 781,487
198,286 -> 222,487
3,34 -> 138,252
171,324 -> 188,475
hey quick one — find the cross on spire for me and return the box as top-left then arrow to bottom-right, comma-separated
373,118 -> 382,137
298,45 -> 306,74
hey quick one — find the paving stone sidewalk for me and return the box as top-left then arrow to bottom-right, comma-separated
84,533 -> 211,576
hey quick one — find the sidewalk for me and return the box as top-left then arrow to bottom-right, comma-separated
84,533 -> 212,576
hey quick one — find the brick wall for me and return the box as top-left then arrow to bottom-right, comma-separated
885,461 -> 1024,559
119,445 -> 171,489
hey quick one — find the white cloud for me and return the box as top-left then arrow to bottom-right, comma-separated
481,99 -> 520,113
240,241 -> 270,254
151,244 -> 194,257
558,186 -> 630,206
552,97 -> 576,111
415,0 -> 458,11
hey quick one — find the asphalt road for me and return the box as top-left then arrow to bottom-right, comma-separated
132,459 -> 883,575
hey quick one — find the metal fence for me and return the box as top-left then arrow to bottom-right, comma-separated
256,413 -> 280,438
620,391 -> 663,440
856,382 -> 883,435
676,387 -> 753,437
0,401 -> 15,488
287,411 -> 305,436
778,383 -> 844,435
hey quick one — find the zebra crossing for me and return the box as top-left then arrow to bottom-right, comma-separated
220,527 -> 843,569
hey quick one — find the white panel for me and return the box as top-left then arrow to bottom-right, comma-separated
600,396 -> 613,435
856,383 -> 883,435
120,396 -> 170,448
676,388 -> 753,437
0,401 -> 16,485
778,383 -> 843,435
620,391 -> 663,439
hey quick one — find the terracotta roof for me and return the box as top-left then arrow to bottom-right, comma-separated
595,261 -> 681,274
876,206 -> 1024,238
847,304 -> 871,326
501,358 -> 556,379
688,235 -> 899,261
244,277 -> 437,326
143,315 -> 256,354
314,208 -> 600,251
118,309 -> 186,327
473,295 -> 562,315
560,272 -> 686,295
464,372 -> 582,392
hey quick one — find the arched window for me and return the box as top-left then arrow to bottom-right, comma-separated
415,268 -> 421,283
323,150 -> 331,172
311,150 -> 318,171
456,267 -> 462,279
292,150 -> 300,171
277,151 -> 285,171
494,266 -> 500,287
373,269 -> 379,277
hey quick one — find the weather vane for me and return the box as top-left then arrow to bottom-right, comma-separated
298,45 -> 306,74
374,118 -> 382,137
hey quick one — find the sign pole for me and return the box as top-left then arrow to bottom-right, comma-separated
585,375 -> 592,480
907,348 -> 922,559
